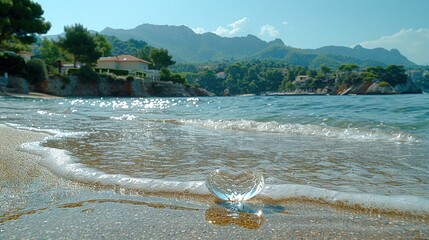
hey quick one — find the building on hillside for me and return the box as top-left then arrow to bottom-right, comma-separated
17,51 -> 35,62
216,72 -> 227,79
294,75 -> 310,86
295,75 -> 309,81
406,69 -> 424,82
97,55 -> 160,82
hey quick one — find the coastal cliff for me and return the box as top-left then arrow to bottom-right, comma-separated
28,75 -> 213,97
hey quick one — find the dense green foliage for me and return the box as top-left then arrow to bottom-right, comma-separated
39,38 -> 62,66
95,68 -> 129,76
160,68 -> 186,85
26,59 -> 47,84
0,0 -> 51,45
175,60 -> 412,95
0,51 -> 26,75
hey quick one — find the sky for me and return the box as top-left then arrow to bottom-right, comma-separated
33,0 -> 429,65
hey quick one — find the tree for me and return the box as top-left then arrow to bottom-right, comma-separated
0,0 -> 51,45
0,51 -> 26,75
39,38 -> 61,66
93,33 -> 112,57
136,45 -> 152,62
366,66 -> 387,82
160,68 -> 186,84
198,70 -> 223,94
385,65 -> 407,85
150,48 -> 175,70
58,24 -> 101,67
319,65 -> 332,75
339,64 -> 359,72
264,68 -> 283,91
284,81 -> 295,92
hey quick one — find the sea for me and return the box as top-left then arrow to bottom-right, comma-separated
1,94 -> 428,216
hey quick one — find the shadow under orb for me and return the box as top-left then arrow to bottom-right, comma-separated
205,201 -> 287,230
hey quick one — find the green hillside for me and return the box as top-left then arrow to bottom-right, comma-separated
100,24 -> 417,68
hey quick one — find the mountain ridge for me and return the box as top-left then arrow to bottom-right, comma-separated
100,24 -> 417,67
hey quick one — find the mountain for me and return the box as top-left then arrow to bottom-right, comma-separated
101,24 -> 269,62
101,24 -> 417,67
314,45 -> 415,67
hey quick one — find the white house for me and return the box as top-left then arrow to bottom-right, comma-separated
97,55 -> 160,82
17,51 -> 35,62
294,75 -> 310,86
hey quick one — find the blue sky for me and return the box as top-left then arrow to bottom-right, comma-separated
34,0 -> 429,65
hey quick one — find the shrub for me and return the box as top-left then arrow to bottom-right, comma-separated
0,52 -> 26,76
66,68 -> 79,75
46,64 -> 61,76
26,59 -> 48,84
110,69 -> 129,76
94,68 -> 129,76
378,81 -> 391,87
135,71 -> 146,78
75,65 -> 100,83
126,75 -> 134,81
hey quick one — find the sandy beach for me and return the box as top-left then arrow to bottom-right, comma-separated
1,124 -> 428,239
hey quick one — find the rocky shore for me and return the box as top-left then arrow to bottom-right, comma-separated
336,79 -> 422,95
277,78 -> 422,96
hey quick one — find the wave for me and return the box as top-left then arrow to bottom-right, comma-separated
6,123 -> 87,139
19,136 -> 429,217
179,119 -> 419,144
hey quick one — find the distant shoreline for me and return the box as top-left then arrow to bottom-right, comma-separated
262,92 -> 423,97
1,91 -> 424,99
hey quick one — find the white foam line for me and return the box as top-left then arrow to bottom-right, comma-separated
261,184 -> 429,214
22,141 -> 209,196
6,123 -> 87,138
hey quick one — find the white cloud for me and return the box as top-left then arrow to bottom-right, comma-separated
359,28 -> 429,65
213,17 -> 250,37
192,27 -> 206,34
259,24 -> 279,38
230,17 -> 249,29
282,21 -> 289,27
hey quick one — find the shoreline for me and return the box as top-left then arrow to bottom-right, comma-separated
0,91 -> 62,99
1,124 -> 428,238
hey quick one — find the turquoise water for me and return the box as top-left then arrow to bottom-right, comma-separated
1,94 -> 428,213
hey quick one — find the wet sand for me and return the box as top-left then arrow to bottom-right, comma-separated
1,125 -> 428,239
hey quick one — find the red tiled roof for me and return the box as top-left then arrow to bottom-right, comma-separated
98,55 -> 150,64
